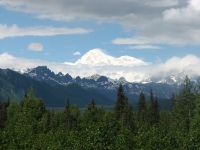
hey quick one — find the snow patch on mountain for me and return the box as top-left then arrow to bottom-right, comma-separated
75,49 -> 148,66
142,70 -> 200,85
85,74 -> 101,81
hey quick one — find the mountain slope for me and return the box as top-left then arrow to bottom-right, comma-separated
0,68 -> 114,107
20,66 -> 185,103
22,66 -> 73,85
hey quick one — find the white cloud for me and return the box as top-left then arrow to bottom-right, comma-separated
115,0 -> 200,45
0,0 -> 147,21
73,51 -> 81,55
146,55 -> 200,79
113,37 -> 151,45
0,24 -> 93,39
0,52 -> 200,82
1,0 -> 199,45
45,53 -> 50,56
162,0 -> 200,24
128,45 -> 162,49
145,0 -> 179,7
28,42 -> 43,51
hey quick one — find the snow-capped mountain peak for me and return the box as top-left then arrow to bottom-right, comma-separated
75,49 -> 148,66
75,49 -> 114,66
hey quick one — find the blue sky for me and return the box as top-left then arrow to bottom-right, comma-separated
0,0 -> 200,81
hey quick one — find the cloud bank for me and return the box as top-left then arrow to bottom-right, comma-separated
1,0 -> 199,45
0,52 -> 200,82
114,0 -> 200,45
0,24 -> 93,39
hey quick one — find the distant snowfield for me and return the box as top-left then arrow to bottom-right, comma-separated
73,48 -> 149,66
1,48 -> 200,82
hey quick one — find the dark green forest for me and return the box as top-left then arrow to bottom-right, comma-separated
0,76 -> 200,149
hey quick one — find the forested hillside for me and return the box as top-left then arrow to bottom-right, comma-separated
0,68 -> 114,106
0,76 -> 200,149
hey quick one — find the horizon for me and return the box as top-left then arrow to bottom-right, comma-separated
0,0 -> 200,81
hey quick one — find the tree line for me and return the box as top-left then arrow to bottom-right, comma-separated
0,76 -> 200,149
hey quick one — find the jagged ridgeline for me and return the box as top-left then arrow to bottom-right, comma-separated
0,68 -> 114,107
1,66 -> 200,110
20,66 -> 190,103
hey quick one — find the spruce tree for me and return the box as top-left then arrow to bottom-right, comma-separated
171,76 -> 195,132
137,92 -> 146,124
114,84 -> 133,129
0,100 -> 2,111
0,98 -> 11,129
122,98 -> 133,129
149,88 -> 155,125
66,98 -> 71,130
181,76 -> 194,132
154,96 -> 159,124
0,100 -> 4,129
82,99 -> 104,127
46,110 -> 51,132
171,92 -> 175,111
91,99 -> 95,109
189,92 -> 200,148
70,104 -> 80,129
5,97 -> 10,108
114,83 -> 126,120
148,89 -> 159,125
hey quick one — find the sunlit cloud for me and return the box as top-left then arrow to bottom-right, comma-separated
128,45 -> 162,49
0,0 -> 199,45
28,42 -> 43,51
0,24 -> 93,39
73,51 -> 81,55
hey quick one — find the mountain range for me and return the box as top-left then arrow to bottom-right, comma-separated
61,49 -> 200,83
1,49 -> 200,108
20,66 -> 190,102
1,65 -> 199,110
0,68 -> 114,107
9,49 -> 200,84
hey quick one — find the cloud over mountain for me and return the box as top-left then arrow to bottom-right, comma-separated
0,49 -> 200,82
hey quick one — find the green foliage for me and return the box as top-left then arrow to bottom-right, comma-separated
0,98 -> 10,129
149,89 -> 159,126
114,84 -> 133,130
114,83 -> 126,119
65,98 -> 71,130
188,92 -> 200,149
81,99 -> 105,129
1,76 -> 200,149
171,76 -> 195,133
137,92 -> 147,125
70,104 -> 80,129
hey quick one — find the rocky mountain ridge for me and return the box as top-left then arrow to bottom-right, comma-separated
17,66 -> 200,103
0,68 -> 114,106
